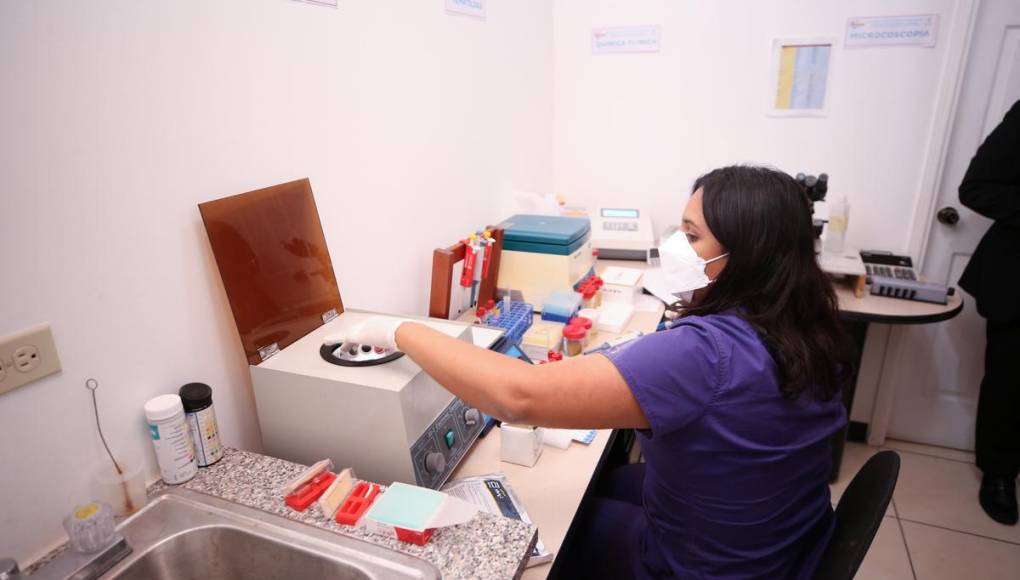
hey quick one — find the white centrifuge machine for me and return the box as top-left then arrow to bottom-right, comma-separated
199,179 -> 500,488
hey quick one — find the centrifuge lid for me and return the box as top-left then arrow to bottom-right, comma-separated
199,178 -> 344,365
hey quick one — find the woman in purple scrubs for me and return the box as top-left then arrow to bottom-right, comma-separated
337,165 -> 853,579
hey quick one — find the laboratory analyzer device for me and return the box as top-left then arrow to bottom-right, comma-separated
199,179 -> 499,489
589,207 -> 656,261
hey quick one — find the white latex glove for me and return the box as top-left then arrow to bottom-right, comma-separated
322,317 -> 407,351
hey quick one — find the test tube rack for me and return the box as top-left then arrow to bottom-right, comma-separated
486,301 -> 534,344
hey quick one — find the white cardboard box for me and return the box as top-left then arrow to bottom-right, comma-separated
600,266 -> 644,304
596,302 -> 635,333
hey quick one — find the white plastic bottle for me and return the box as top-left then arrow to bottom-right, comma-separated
144,394 -> 198,484
824,196 -> 850,254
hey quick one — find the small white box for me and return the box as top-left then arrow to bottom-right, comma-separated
600,266 -> 644,304
597,302 -> 635,334
500,424 -> 544,467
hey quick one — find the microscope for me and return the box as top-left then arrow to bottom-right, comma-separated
796,172 -> 953,304
796,172 -> 829,240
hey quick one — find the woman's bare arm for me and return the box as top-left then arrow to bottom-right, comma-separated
395,322 -> 649,429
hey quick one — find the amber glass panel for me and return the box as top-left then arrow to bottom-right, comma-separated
199,178 -> 344,365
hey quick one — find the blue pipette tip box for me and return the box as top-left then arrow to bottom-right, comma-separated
540,291 -> 582,323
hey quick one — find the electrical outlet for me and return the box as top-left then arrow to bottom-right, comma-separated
0,323 -> 62,396
14,345 -> 41,373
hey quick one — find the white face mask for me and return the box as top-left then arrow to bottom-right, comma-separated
658,231 -> 729,304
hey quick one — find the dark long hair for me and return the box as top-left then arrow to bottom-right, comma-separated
683,165 -> 854,401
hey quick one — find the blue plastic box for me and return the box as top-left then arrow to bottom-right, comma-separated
540,291 -> 582,323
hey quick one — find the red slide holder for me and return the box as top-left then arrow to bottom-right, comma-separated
284,471 -> 337,512
395,527 -> 435,546
336,482 -> 381,526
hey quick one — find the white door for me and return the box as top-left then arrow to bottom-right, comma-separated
884,0 -> 1020,450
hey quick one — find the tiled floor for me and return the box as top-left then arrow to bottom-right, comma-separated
834,440 -> 1020,580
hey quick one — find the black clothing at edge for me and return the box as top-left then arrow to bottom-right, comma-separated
959,100 -> 1020,488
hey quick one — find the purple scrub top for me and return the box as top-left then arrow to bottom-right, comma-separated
602,312 -> 846,579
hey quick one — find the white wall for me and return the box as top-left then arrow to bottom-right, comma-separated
0,0 -> 552,565
0,0 -> 977,566
553,0 -> 966,254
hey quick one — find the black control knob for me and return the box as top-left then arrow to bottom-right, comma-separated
425,452 -> 446,474
361,345 -> 372,353
464,408 -> 481,427
937,206 -> 960,225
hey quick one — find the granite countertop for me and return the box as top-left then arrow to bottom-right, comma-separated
149,448 -> 537,579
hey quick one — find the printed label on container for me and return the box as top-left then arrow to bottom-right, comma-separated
149,416 -> 197,484
186,406 -> 224,467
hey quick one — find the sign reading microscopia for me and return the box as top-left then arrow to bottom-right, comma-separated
845,15 -> 938,48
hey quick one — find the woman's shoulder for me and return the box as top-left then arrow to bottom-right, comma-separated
608,311 -> 761,373
672,311 -> 759,342
672,312 -> 774,372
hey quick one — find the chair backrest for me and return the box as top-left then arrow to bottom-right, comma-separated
813,450 -> 900,580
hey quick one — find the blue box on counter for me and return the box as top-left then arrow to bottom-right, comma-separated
540,291 -> 582,323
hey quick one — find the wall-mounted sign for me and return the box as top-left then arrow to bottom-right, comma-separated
291,0 -> 338,7
769,38 -> 834,118
446,0 -> 486,20
845,15 -> 939,48
591,25 -> 661,55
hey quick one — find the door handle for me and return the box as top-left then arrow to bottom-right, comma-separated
936,206 -> 960,225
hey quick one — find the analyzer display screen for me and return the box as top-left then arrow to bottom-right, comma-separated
601,208 -> 639,219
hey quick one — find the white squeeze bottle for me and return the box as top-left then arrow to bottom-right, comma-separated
144,394 -> 198,484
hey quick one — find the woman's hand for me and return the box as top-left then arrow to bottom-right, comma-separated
323,317 -> 406,350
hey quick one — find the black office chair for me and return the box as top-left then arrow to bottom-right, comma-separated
813,450 -> 901,580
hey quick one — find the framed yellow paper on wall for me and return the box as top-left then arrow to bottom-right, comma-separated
769,38 -> 835,117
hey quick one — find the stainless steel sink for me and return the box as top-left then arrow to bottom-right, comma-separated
33,488 -> 439,580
